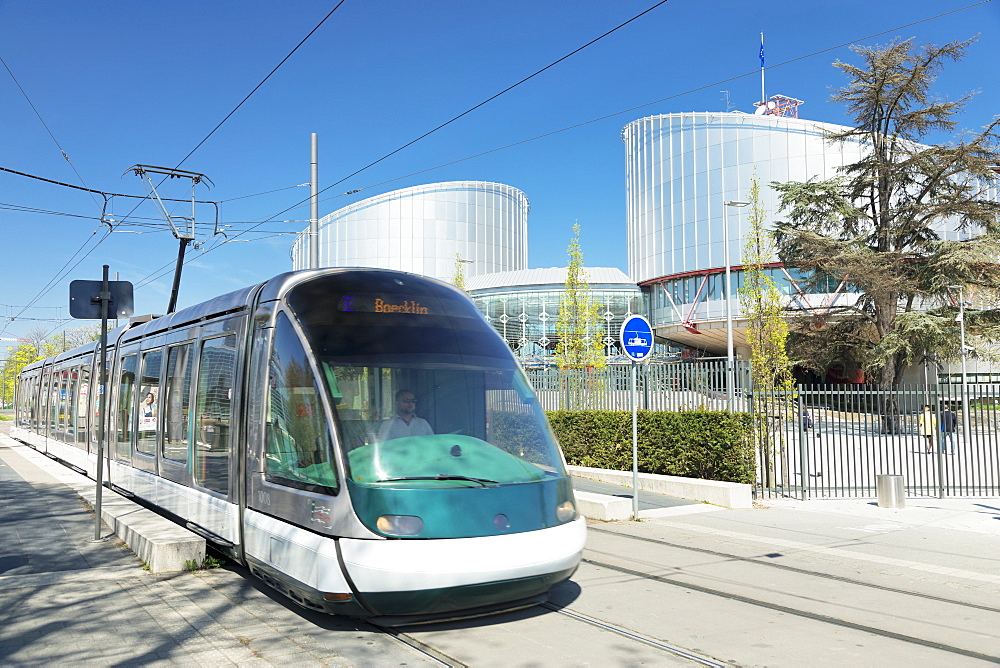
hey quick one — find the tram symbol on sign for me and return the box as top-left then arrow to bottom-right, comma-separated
620,315 -> 654,362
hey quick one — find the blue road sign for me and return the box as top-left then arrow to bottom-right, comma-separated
620,315 -> 653,361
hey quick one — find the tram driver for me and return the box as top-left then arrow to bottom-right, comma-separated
377,390 -> 433,441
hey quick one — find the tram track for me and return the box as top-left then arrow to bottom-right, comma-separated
581,552 -> 1000,664
370,624 -> 468,667
539,601 -> 728,667
589,525 -> 1000,615
370,602 -> 728,667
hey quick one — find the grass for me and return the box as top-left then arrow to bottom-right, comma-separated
185,555 -> 226,571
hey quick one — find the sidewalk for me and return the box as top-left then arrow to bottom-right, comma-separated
760,494 -> 1000,536
0,429 -> 435,667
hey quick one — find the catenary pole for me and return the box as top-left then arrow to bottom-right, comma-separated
310,133 -> 319,269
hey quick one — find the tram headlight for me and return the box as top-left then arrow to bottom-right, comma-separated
556,500 -> 576,523
376,514 -> 424,536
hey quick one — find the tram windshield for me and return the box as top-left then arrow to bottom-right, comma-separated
285,273 -> 567,488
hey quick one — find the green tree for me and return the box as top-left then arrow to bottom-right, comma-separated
0,325 -> 101,408
739,175 -> 795,488
451,253 -> 471,293
555,223 -> 605,371
1,340 -> 42,409
772,38 -> 1000,429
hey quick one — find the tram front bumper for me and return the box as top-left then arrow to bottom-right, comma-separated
339,516 -> 586,616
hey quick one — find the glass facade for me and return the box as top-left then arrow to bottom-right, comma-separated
291,181 -> 528,281
468,269 -> 643,363
622,112 -> 866,284
622,112 -> 869,341
622,111 -> 987,341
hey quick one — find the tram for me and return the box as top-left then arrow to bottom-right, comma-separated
12,268 -> 585,623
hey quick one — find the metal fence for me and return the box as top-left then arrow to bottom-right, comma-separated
758,383 -> 1000,500
524,364 -> 999,499
525,360 -> 752,412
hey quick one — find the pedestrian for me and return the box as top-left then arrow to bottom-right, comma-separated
940,405 -> 958,454
801,408 -> 813,431
917,404 -> 937,453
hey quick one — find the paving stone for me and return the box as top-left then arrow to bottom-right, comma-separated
0,436 -> 443,667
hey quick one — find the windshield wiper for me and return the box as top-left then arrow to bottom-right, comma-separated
376,474 -> 499,487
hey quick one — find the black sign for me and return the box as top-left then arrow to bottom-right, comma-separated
69,280 -> 135,319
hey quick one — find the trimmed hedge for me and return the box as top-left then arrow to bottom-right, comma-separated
546,410 -> 754,484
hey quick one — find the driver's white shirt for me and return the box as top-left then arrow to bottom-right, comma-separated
377,414 -> 433,441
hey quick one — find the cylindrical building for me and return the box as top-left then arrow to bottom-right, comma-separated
291,181 -> 528,280
622,110 -> 865,354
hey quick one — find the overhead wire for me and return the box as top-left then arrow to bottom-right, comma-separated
178,0 -> 991,272
0,54 -> 104,213
111,2 -> 349,291
172,2 -> 347,172
216,0 -> 677,241
0,55 -> 118,337
312,0 -> 999,204
131,0 -> 996,294
131,0 -> 680,285
2,3 -> 349,334
7,0 -> 994,325
218,183 -> 310,203
9,0 -> 682,304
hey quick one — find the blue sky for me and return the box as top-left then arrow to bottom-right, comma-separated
1,0 -> 998,345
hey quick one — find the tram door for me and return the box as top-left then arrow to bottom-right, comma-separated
245,312 -> 345,545
113,351 -> 139,468
132,346 -> 163,477
31,364 -> 53,453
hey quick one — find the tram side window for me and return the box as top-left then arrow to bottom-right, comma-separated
116,355 -> 138,460
16,376 -> 30,427
47,369 -> 59,438
92,359 -> 109,448
27,376 -> 38,430
136,350 -> 162,456
193,335 -> 235,494
54,369 -> 67,439
264,312 -> 338,494
34,373 -> 43,432
162,344 -> 193,464
63,367 -> 79,444
68,368 -> 80,442
76,366 -> 90,447
32,375 -> 41,430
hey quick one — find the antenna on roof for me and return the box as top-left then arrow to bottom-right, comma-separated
720,90 -> 733,112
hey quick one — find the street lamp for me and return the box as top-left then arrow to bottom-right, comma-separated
724,200 -> 750,411
947,285 -> 972,442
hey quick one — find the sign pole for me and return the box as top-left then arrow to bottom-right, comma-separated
620,315 -> 653,522
631,360 -> 639,520
92,265 -> 110,541
70,269 -> 133,542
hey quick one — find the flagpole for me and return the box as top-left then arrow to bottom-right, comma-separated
760,31 -> 765,105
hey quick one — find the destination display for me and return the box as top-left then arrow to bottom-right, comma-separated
338,295 -> 432,315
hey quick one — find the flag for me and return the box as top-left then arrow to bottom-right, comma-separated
759,37 -> 764,67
